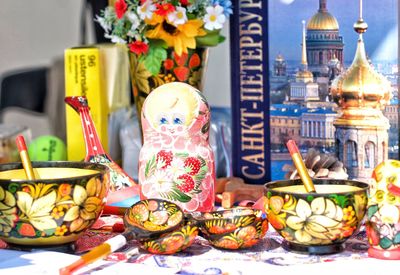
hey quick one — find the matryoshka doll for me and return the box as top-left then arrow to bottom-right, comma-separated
366,159 -> 400,260
138,82 -> 215,212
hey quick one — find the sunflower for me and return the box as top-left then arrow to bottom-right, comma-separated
146,19 -> 206,56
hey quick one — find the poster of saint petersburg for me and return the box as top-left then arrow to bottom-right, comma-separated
268,0 -> 398,182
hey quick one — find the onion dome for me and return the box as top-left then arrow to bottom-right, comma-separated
331,10 -> 391,126
275,54 -> 284,62
307,0 -> 339,30
331,35 -> 390,111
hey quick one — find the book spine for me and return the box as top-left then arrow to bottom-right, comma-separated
230,0 -> 271,184
64,48 -> 109,161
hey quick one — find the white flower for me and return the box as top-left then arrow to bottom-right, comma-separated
126,11 -> 140,37
203,5 -> 226,31
95,15 -> 111,33
105,33 -> 126,44
379,204 -> 400,224
137,0 -> 156,20
169,158 -> 186,175
167,7 -> 188,26
148,169 -> 174,193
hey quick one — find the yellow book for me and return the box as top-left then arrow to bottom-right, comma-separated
98,44 -> 131,113
64,46 -> 109,161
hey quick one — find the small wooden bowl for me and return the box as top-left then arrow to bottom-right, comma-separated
196,207 -> 268,249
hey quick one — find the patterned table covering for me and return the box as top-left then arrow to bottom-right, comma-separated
0,215 -> 395,275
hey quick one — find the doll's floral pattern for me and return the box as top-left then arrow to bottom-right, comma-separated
366,160 -> 400,259
143,151 -> 208,203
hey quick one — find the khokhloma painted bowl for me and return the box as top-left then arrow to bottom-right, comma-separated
0,161 -> 109,246
197,207 -> 268,249
264,178 -> 369,254
123,198 -> 199,255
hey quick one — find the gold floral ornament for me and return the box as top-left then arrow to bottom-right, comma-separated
0,187 -> 17,234
63,178 -> 106,232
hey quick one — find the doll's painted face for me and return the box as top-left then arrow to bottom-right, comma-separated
145,83 -> 199,135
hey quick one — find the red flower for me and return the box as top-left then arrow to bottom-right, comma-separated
176,174 -> 195,192
115,0 -> 127,19
184,157 -> 201,175
156,150 -> 173,169
180,0 -> 190,6
173,52 -> 188,66
58,183 -> 71,197
129,41 -> 149,55
189,53 -> 201,68
155,3 -> 175,16
19,223 -> 36,237
173,66 -> 190,81
163,59 -> 174,70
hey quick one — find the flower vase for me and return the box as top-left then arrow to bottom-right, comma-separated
366,160 -> 400,260
129,47 -> 209,137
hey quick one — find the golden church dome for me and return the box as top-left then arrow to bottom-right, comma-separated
331,38 -> 391,111
307,11 -> 339,30
275,54 -> 284,62
296,70 -> 314,82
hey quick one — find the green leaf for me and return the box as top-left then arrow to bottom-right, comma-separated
196,31 -> 223,47
145,155 -> 156,178
143,46 -> 167,75
161,189 -> 192,203
306,195 -> 314,202
329,194 -> 348,208
172,188 -> 191,203
148,39 -> 168,49
393,232 -> 400,244
380,236 -> 393,249
44,228 -> 56,236
367,204 -> 379,219
175,152 -> 189,158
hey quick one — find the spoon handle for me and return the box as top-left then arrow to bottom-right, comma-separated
59,231 -> 134,275
286,140 -> 316,193
16,135 -> 35,180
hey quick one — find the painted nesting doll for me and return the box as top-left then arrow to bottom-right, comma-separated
138,82 -> 215,212
366,159 -> 400,260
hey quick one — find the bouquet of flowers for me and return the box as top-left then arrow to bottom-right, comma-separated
96,0 -> 232,75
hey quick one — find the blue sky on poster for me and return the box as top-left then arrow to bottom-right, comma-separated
269,0 -> 398,63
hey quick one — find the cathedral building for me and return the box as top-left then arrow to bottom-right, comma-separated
306,0 -> 344,77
